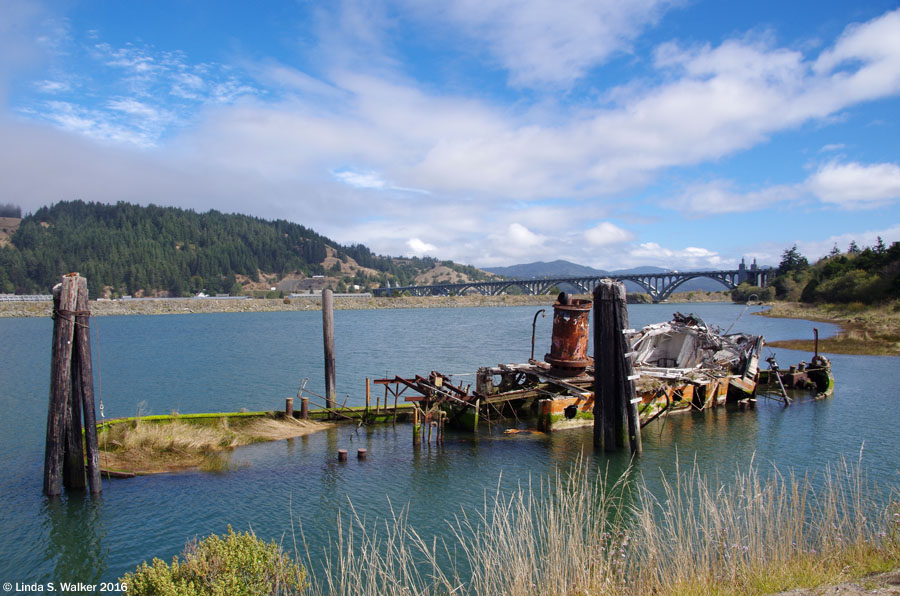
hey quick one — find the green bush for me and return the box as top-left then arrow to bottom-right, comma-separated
812,269 -> 882,304
731,282 -> 774,303
122,526 -> 307,596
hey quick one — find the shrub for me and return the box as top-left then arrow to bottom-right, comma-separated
122,526 -> 307,595
731,283 -> 774,303
813,269 -> 882,304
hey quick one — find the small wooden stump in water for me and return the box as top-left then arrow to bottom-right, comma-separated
337,449 -> 348,462
357,448 -> 367,460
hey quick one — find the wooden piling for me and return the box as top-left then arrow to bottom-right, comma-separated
300,397 -> 309,420
322,289 -> 336,412
45,274 -> 102,496
365,377 -> 371,414
593,280 -> 641,454
357,448 -> 367,460
73,276 -> 101,494
413,407 -> 421,446
337,449 -> 348,462
44,276 -> 78,496
285,397 -> 294,419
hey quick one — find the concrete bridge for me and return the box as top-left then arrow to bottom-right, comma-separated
373,260 -> 769,303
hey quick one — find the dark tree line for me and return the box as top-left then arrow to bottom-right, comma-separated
0,203 -> 22,218
0,200 -> 418,297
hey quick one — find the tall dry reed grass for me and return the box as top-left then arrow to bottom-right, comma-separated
300,454 -> 900,596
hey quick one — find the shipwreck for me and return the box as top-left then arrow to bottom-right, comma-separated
376,291 -> 833,438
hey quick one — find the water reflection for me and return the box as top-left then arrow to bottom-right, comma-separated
41,494 -> 106,586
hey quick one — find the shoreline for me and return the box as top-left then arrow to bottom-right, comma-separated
759,301 -> 900,357
0,290 -> 732,318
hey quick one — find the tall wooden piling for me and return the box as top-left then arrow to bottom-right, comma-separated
593,280 -> 642,454
322,289 -> 336,412
44,274 -> 102,496
74,276 -> 101,494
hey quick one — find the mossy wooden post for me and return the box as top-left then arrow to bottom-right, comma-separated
285,397 -> 294,419
593,280 -> 641,454
73,276 -> 101,493
322,289 -> 336,415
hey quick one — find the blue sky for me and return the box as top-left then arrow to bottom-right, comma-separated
2,0 -> 900,271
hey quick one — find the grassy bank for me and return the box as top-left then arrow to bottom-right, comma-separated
98,413 -> 332,474
760,300 -> 900,357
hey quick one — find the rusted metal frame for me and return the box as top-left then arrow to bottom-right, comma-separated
373,378 -> 411,402
425,372 -> 470,397
413,375 -> 475,406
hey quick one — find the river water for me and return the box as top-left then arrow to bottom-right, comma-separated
0,303 -> 896,585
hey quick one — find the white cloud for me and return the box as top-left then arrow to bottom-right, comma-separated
584,222 -> 634,246
628,242 -> 725,269
407,238 -> 437,256
413,0 -> 678,88
35,79 -> 70,93
484,222 -> 548,260
806,161 -> 900,207
670,180 -> 801,215
333,169 -> 387,189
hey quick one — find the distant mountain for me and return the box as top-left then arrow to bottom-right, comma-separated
483,259 -> 605,278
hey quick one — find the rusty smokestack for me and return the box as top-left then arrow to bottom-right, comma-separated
544,292 -> 593,376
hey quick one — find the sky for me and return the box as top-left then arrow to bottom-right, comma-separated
2,0 -> 900,272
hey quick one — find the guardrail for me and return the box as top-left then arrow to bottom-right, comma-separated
0,294 -> 52,302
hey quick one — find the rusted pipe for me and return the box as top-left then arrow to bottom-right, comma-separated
530,309 -> 546,361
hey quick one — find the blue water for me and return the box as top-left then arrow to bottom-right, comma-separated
0,303 -> 895,585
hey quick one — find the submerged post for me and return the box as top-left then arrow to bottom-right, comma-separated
593,280 -> 642,454
322,289 -> 336,412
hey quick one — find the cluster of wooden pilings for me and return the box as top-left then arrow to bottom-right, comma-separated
412,406 -> 447,447
44,274 -> 102,496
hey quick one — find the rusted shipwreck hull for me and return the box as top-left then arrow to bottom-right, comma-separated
377,307 -> 768,433
538,312 -> 764,431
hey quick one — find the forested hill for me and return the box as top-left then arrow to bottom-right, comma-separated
0,201 -> 486,297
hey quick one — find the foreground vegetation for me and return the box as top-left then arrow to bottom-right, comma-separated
123,457 -> 900,595
123,526 -> 308,595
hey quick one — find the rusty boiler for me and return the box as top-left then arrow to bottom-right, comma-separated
544,292 -> 593,376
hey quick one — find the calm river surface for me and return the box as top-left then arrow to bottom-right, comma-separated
0,303 -> 896,584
